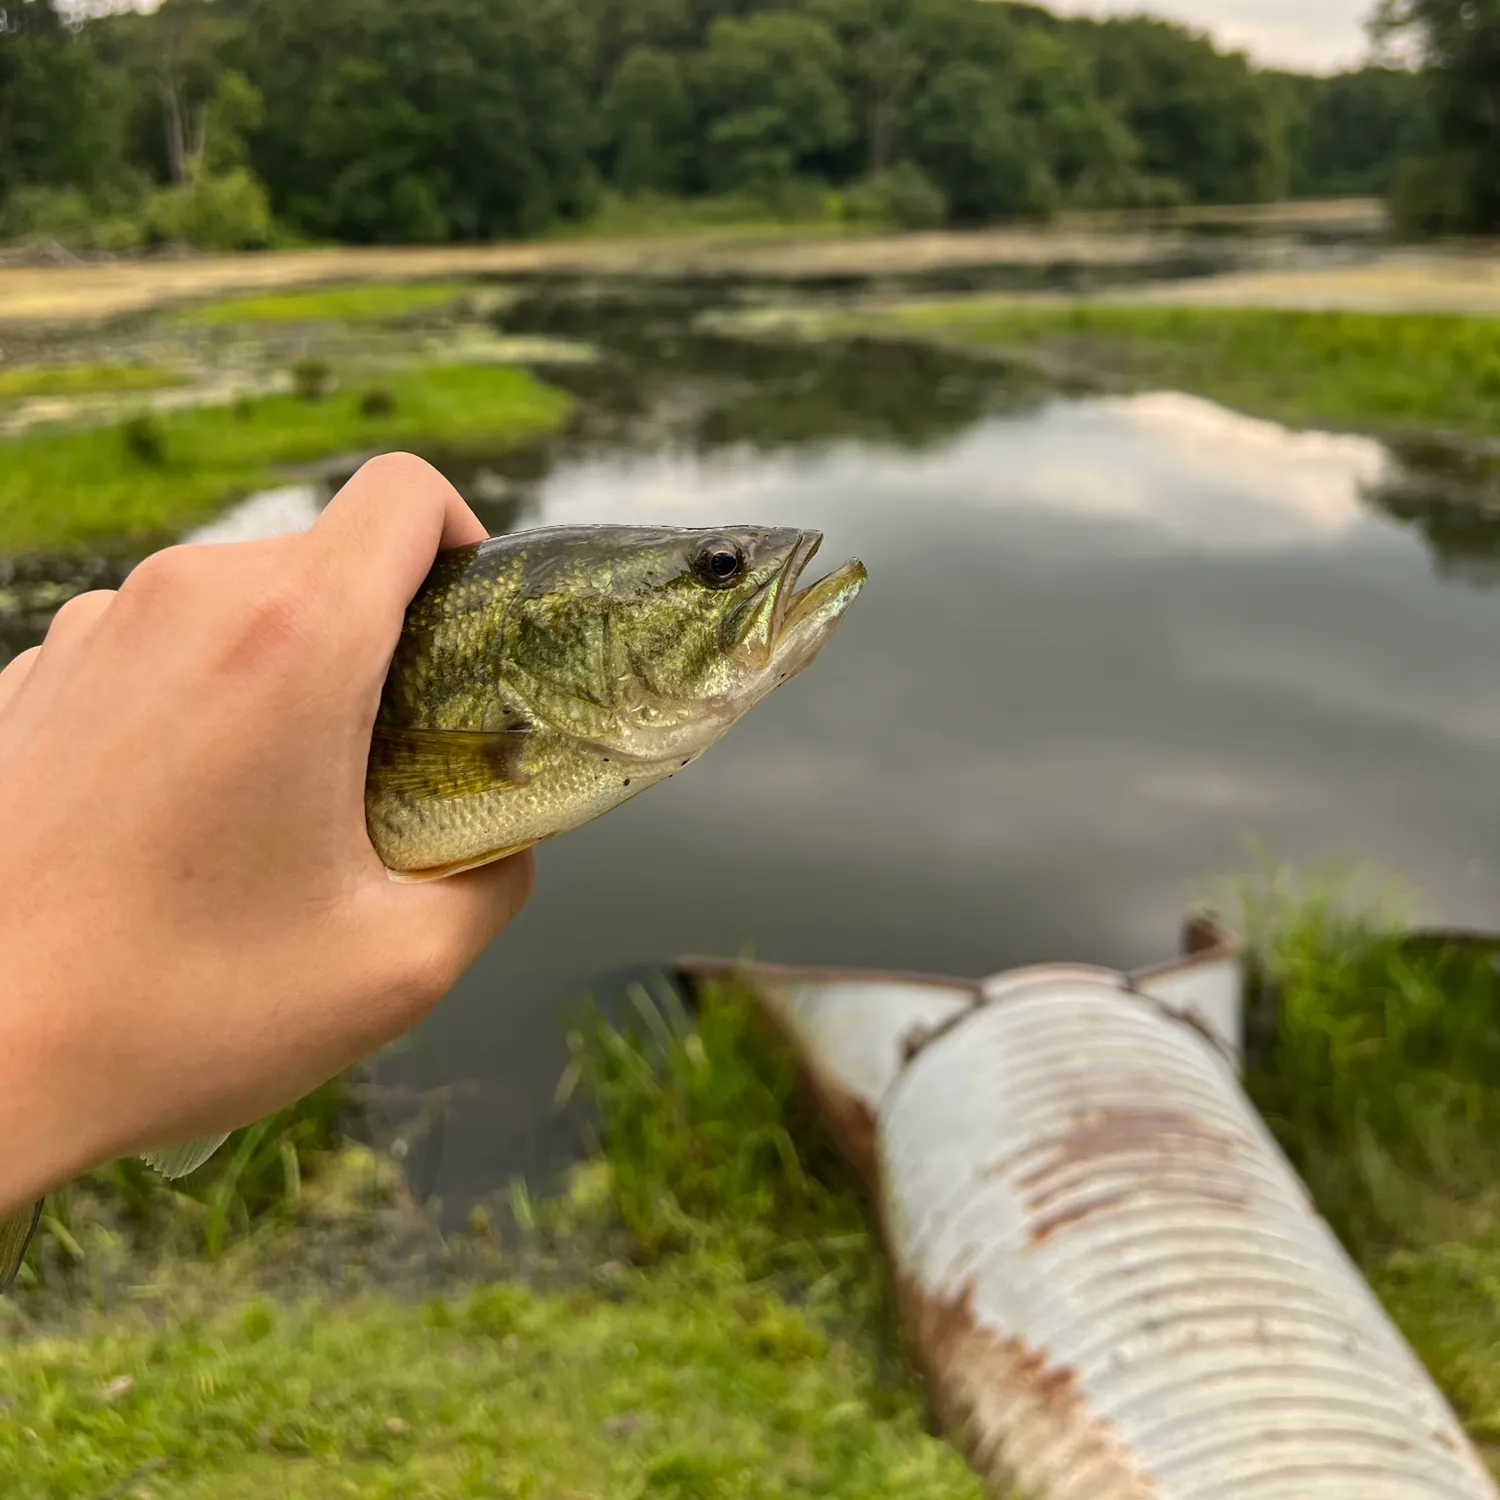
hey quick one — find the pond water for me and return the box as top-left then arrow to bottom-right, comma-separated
7,286 -> 1500,1218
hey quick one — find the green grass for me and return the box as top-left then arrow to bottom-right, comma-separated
552,188 -> 860,243
1241,864 -> 1500,1454
180,280 -> 482,325
17,880 -> 1500,1496
0,363 -> 190,402
879,302 -> 1500,438
1242,865 -> 1500,1256
1371,1242 -> 1500,1454
0,362 -> 573,552
14,1082 -> 352,1299
0,1265 -> 978,1499
0,983 -> 979,1499
570,980 -> 890,1335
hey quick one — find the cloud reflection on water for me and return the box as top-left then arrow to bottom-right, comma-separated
538,389 -> 1394,555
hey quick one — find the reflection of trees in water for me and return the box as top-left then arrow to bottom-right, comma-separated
500,286 -> 1039,459
692,334 -> 1044,453
1364,443 -> 1500,587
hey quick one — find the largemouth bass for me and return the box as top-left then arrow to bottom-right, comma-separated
368,523 -> 866,879
0,522 -> 865,1294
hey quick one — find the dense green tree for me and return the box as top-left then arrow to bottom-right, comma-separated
805,0 -> 925,176
905,58 -> 1058,219
1087,17 -> 1292,204
0,0 -> 1444,248
1377,0 -> 1500,232
601,49 -> 696,195
692,12 -> 852,190
1279,66 -> 1424,198
244,0 -> 598,242
1010,26 -> 1141,206
576,0 -> 699,91
0,1 -> 135,223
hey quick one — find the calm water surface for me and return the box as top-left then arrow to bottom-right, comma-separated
397,376 -> 1500,1214
8,297 -> 1500,1213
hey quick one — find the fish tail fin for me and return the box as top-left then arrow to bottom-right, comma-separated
0,1200 -> 42,1295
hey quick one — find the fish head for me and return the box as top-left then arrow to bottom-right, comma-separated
513,525 -> 865,762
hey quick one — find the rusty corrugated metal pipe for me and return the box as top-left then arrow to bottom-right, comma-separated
673,923 -> 1497,1499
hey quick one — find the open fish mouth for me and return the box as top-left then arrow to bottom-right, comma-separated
773,529 -> 826,639
720,526 -> 866,682
762,528 -> 867,676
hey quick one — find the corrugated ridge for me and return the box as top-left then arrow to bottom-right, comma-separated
878,975 -> 1496,1499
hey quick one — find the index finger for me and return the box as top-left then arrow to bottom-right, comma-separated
305,452 -> 488,634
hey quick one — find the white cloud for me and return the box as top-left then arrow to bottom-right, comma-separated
63,0 -> 1381,74
1041,0 -> 1376,73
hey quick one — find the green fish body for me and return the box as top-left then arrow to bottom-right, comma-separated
366,524 -> 866,880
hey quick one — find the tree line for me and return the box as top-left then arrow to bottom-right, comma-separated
0,0 -> 1490,253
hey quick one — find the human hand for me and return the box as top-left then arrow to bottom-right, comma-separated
0,454 -> 534,1218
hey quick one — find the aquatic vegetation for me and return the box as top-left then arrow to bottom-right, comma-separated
119,410 -> 168,467
881,302 -> 1500,438
179,279 -> 482,325
289,357 -> 333,402
0,364 -> 573,552
358,386 -> 396,417
0,364 -> 190,403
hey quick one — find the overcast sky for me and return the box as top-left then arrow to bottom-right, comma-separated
1044,0 -> 1378,73
67,0 -> 1384,76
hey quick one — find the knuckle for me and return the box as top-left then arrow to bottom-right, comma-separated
0,645 -> 40,682
121,544 -> 196,601
354,450 -> 447,492
45,588 -> 116,633
123,540 -> 326,665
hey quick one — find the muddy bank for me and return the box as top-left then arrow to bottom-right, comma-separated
0,199 -> 1392,326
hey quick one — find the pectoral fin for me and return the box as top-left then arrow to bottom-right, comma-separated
142,1133 -> 231,1180
0,1200 -> 42,1295
369,725 -> 532,801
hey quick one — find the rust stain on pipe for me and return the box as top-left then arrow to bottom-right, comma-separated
902,1282 -> 1162,1500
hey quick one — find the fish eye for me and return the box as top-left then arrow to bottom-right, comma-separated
693,539 -> 745,589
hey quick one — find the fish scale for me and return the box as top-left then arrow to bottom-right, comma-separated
367,522 -> 865,882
